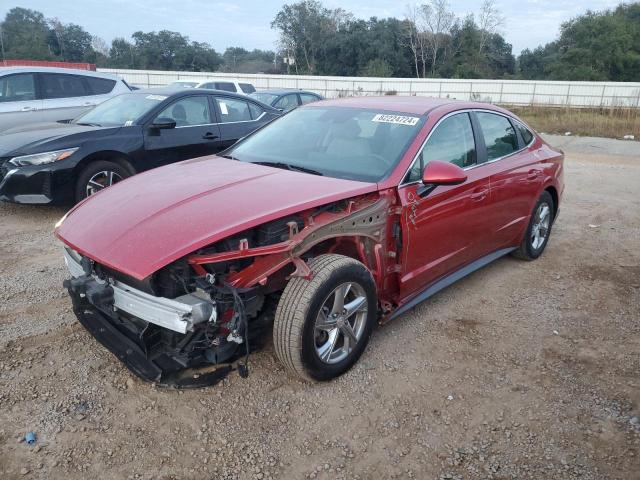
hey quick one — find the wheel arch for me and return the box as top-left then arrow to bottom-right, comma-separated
73,150 -> 137,178
544,185 -> 559,220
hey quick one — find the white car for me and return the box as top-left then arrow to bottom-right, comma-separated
166,80 -> 203,89
195,80 -> 256,94
0,67 -> 131,132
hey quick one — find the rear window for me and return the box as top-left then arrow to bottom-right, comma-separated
216,97 -> 252,122
40,73 -> 88,99
300,93 -> 320,104
239,83 -> 256,94
86,77 -> 117,95
215,82 -> 236,92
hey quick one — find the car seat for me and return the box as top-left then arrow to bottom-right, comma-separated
172,104 -> 187,126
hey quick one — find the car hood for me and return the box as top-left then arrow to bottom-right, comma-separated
56,156 -> 378,280
0,122 -> 120,157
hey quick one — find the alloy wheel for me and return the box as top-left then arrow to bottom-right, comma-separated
314,282 -> 368,364
531,202 -> 551,250
86,170 -> 123,197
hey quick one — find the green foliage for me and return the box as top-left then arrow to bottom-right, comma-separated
271,1 -> 515,79
1,2 -> 638,80
517,2 -> 640,81
1,7 -> 52,60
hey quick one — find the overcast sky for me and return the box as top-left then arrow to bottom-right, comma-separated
1,0 -> 623,55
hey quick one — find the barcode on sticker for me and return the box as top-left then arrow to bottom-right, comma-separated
372,114 -> 419,126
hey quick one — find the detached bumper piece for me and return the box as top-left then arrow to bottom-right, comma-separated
65,279 -> 237,388
62,249 -> 241,388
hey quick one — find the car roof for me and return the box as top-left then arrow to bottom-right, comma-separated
0,66 -> 121,80
308,96 -> 505,116
132,87 -> 276,105
254,89 -> 318,95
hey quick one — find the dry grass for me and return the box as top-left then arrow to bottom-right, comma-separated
509,105 -> 640,140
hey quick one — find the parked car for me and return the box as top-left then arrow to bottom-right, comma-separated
196,80 -> 256,94
0,67 -> 131,132
166,80 -> 202,89
56,97 -> 563,387
250,89 -> 323,112
0,88 -> 279,204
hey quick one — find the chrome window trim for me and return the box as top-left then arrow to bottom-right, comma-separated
172,112 -> 266,128
218,111 -> 266,125
399,108 -> 533,187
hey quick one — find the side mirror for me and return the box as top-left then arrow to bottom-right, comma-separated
151,117 -> 176,129
418,160 -> 467,197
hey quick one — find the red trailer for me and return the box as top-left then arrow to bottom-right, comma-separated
0,60 -> 96,71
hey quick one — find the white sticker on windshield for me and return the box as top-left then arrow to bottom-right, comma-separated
146,94 -> 168,101
372,114 -> 419,126
124,120 -> 133,126
219,102 -> 229,115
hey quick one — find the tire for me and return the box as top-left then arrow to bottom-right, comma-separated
273,254 -> 377,382
512,190 -> 555,261
75,160 -> 132,203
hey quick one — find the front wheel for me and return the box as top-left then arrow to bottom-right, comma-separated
273,254 -> 377,382
512,191 -> 555,260
75,160 -> 131,203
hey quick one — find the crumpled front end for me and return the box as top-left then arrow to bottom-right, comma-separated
60,191 -> 399,387
62,247 -> 269,387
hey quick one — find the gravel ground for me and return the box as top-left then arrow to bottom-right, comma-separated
1,136 -> 639,479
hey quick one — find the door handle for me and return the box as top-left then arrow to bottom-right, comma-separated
526,169 -> 541,181
21,106 -> 35,112
470,188 -> 489,201
202,132 -> 219,140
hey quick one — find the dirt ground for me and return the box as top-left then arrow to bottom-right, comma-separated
1,137 -> 639,480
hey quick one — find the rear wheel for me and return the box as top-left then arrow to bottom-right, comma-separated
273,254 -> 377,382
512,191 -> 555,260
75,160 -> 131,202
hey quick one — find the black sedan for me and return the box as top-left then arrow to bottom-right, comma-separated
249,89 -> 323,112
0,88 -> 280,204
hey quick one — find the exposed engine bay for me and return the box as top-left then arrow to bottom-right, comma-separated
63,192 -> 399,387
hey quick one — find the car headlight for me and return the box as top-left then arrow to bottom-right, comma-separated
9,148 -> 79,167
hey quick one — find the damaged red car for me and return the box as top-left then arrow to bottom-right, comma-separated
55,97 -> 564,387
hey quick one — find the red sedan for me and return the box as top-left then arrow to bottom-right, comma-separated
56,96 -> 564,387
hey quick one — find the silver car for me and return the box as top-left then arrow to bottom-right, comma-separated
0,67 -> 131,132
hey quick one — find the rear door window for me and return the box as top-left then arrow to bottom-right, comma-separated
476,112 -> 519,161
40,73 -> 89,99
214,82 -> 236,92
0,73 -> 37,102
155,96 -> 211,126
216,97 -> 252,122
85,77 -> 116,95
239,83 -> 255,94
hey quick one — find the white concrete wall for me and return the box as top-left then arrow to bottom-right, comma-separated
99,68 -> 640,108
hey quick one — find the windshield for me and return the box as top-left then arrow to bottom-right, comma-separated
227,107 -> 424,183
74,93 -> 168,127
250,92 -> 279,105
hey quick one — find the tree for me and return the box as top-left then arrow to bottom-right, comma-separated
108,37 -> 137,68
48,21 -> 93,62
518,3 -> 640,81
271,1 -> 351,74
420,0 -> 457,76
477,0 -> 503,57
0,7 -> 52,60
